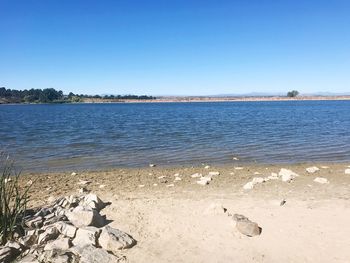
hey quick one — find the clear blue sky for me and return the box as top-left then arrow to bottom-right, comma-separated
1,0 -> 350,96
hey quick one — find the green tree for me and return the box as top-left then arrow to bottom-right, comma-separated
287,90 -> 299,97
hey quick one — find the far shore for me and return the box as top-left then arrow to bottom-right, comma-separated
2,95 -> 350,105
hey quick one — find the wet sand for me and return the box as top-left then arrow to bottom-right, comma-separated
21,163 -> 350,262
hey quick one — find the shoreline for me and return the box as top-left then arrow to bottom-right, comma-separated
19,162 -> 350,262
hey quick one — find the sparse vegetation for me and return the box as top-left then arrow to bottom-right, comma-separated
287,90 -> 299,97
0,153 -> 31,245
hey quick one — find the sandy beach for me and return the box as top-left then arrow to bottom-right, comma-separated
20,163 -> 350,263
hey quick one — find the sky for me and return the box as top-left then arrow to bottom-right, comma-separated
1,0 -> 350,96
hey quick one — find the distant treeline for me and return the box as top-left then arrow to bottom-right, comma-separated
0,87 -> 156,103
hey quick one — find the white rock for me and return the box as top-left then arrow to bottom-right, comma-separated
71,172 -> 77,176
174,173 -> 180,176
83,193 -> 105,211
70,245 -> 119,263
44,237 -> 71,251
197,180 -> 209,186
191,173 -> 202,178
252,177 -> 264,184
279,168 -> 299,182
153,183 -> 158,186
38,226 -> 59,244
99,225 -> 136,253
320,166 -> 329,169
243,181 -> 254,190
204,165 -> 210,169
229,172 -> 235,175
54,222 -> 77,238
99,184 -> 105,188
234,167 -> 243,170
306,166 -> 320,173
345,169 -> 350,174
166,184 -> 174,187
158,175 -> 166,179
66,206 -> 105,228
208,171 -> 220,176
138,185 -> 145,188
314,177 -> 329,184
72,226 -> 101,247
149,164 -> 156,167
253,172 -> 260,175
232,157 -> 239,160
174,177 -> 182,181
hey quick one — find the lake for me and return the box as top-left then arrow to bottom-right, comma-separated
1,101 -> 350,172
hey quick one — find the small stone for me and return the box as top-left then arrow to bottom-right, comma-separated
314,177 -> 329,184
233,214 -> 262,237
166,184 -> 174,187
99,225 -> 136,253
191,173 -> 202,178
38,225 -> 59,244
306,166 -> 320,173
208,171 -> 220,176
232,157 -> 239,161
243,181 -> 254,190
197,179 -> 209,186
54,222 -> 77,238
99,184 -> 106,188
252,177 -> 264,184
44,237 -> 71,251
254,172 -> 260,175
279,168 -> 299,182
345,169 -> 350,174
72,226 -> 101,247
234,167 -> 243,170
153,183 -> 158,186
149,164 -> 156,167
204,165 -> 210,169
138,184 -> 145,188
174,177 -> 182,181
71,172 -> 77,176
158,176 -> 166,179
320,166 -> 329,169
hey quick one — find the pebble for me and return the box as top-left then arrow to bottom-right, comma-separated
208,171 -> 220,176
138,185 -> 145,188
158,176 -> 166,179
71,172 -> 77,176
232,157 -> 239,160
345,169 -> 350,174
234,167 -> 243,170
306,166 -> 320,173
314,177 -> 329,184
204,165 -> 210,169
174,177 -> 182,181
99,184 -> 105,188
153,183 -> 158,186
320,166 -> 329,169
191,173 -> 202,178
149,164 -> 156,167
166,184 -> 174,187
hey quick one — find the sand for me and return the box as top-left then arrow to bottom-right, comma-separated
21,163 -> 350,262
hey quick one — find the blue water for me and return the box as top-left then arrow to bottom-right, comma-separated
0,101 -> 350,172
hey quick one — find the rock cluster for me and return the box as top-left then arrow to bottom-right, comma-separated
0,193 -> 136,263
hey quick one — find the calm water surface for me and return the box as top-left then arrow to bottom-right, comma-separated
1,101 -> 350,172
